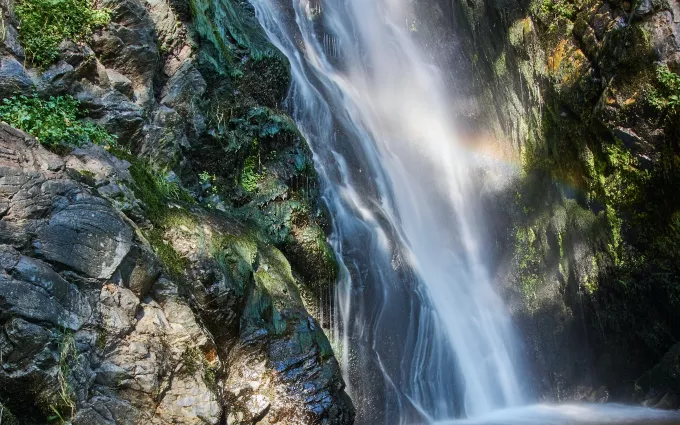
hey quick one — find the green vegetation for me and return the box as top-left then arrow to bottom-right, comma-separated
0,95 -> 115,148
211,234 -> 258,297
493,52 -> 508,77
15,0 -> 110,67
539,0 -> 576,20
0,401 -> 19,425
181,346 -> 203,375
515,226 -> 541,307
181,346 -> 218,387
601,142 -> 649,262
199,171 -> 219,195
48,332 -> 77,424
240,140 -> 263,193
650,64 -> 680,115
153,169 -> 193,203
109,148 -> 195,279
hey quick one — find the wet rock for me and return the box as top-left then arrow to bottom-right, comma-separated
0,0 -> 354,416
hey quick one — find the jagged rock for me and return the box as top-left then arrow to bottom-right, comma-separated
141,105 -> 190,166
34,195 -> 134,279
73,81 -> 146,142
156,374 -> 221,424
106,68 -> 135,98
0,56 -> 34,97
0,5 -> 23,59
92,0 -> 160,107
0,0 -> 354,418
0,251 -> 93,329
38,61 -> 77,96
116,244 -> 162,297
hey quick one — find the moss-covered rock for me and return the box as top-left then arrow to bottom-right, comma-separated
445,0 -> 680,405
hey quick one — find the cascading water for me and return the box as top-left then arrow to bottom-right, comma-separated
249,0 -> 680,424
251,0 -> 523,421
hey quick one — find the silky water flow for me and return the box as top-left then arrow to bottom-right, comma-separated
249,1 -> 680,424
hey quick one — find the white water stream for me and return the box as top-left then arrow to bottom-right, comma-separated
249,0 -> 680,424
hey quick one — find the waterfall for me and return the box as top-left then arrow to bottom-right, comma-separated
248,0 -> 680,424
250,0 -> 524,422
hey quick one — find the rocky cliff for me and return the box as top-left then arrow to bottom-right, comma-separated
424,0 -> 680,410
0,0 -> 354,423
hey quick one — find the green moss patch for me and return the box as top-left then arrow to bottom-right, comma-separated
110,149 -> 195,279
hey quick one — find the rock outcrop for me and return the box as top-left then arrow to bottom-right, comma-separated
0,0 -> 353,423
423,0 -> 680,408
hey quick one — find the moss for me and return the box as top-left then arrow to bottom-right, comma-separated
509,18 -> 531,47
109,149 -> 195,280
211,233 -> 258,296
240,139 -> 263,194
0,401 -> 20,425
254,269 -> 288,334
95,329 -> 107,350
493,52 -> 507,77
145,227 -> 189,280
537,0 -> 576,21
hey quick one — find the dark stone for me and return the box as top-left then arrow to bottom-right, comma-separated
0,56 -> 34,98
0,251 -> 92,330
115,243 -> 161,297
34,195 -> 134,279
635,343 -> 680,409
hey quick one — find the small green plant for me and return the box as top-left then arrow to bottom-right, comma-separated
514,226 -> 542,308
538,0 -> 576,21
155,169 -> 192,202
199,171 -> 218,195
181,346 -> 202,375
15,0 -> 111,67
649,64 -> 680,115
0,94 -> 116,148
240,139 -> 263,194
48,331 -> 77,423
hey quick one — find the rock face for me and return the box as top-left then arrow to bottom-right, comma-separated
0,0 -> 354,423
423,0 -> 680,408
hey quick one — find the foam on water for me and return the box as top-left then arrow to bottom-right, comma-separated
437,404 -> 680,425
